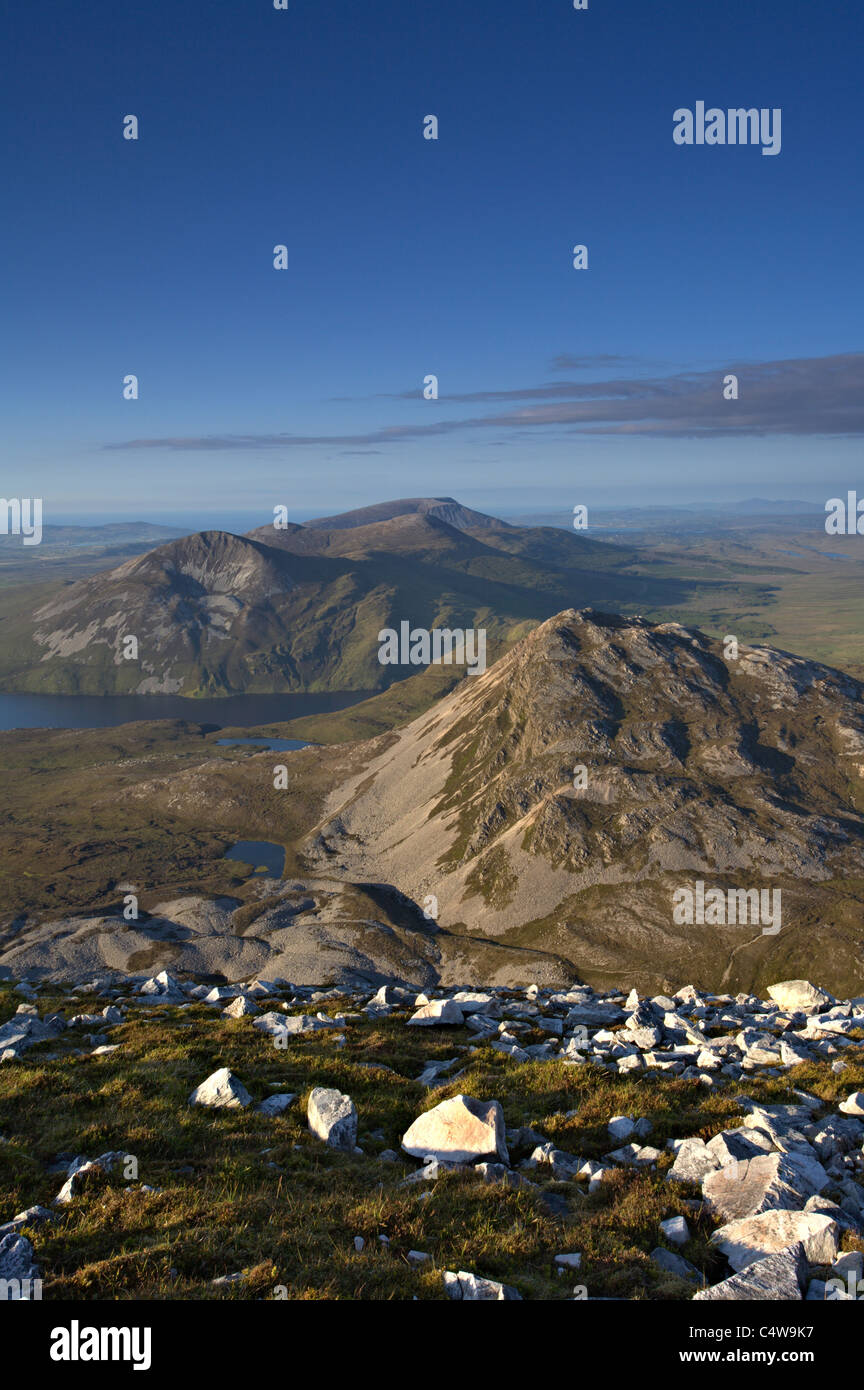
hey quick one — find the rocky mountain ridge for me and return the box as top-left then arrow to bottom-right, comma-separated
0,499 -> 681,696
303,608 -> 864,994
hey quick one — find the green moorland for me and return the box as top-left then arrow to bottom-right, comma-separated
2,980 -> 862,1300
630,528 -> 864,678
0,661 -> 465,925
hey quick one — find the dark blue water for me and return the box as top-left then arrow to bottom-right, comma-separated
224,840 -> 286,879
216,737 -> 311,752
0,689 -> 376,732
775,546 -> 851,561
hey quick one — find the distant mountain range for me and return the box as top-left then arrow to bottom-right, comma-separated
506,500 -> 826,530
0,498 -> 694,697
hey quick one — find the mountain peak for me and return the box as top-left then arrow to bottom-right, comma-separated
302,497 -> 507,532
305,607 -> 864,992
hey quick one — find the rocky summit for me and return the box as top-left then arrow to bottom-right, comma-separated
2,968 -> 864,1301
305,608 -> 864,995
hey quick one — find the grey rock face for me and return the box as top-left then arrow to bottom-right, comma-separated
443,1270 -> 521,1300
667,1138 -> 721,1185
408,1000 -> 465,1027
256,1093 -> 297,1116
693,1243 -> 807,1301
702,1153 -> 824,1222
0,1234 -> 40,1298
188,1068 -> 252,1110
307,1087 -> 358,1151
710,1210 -> 840,1271
651,1247 -> 701,1281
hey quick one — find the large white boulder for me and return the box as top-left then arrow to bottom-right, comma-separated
767,981 -> 832,1013
402,1094 -> 509,1164
188,1067 -> 252,1110
139,970 -> 186,1001
710,1210 -> 840,1271
702,1153 -> 825,1222
451,992 -> 496,1014
222,996 -> 259,1018
407,1000 -> 465,1027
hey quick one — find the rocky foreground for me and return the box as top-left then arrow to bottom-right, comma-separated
2,971 -> 864,1300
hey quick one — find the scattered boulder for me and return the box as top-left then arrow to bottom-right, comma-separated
651,1247 -> 701,1281
407,1000 -> 465,1027
710,1210 -> 840,1271
452,991 -> 496,1014
402,1094 -> 509,1165
256,1093 -> 297,1116
667,1138 -> 722,1185
607,1115 -> 636,1142
659,1215 -> 690,1247
307,1087 -> 358,1151
139,971 -> 186,1002
702,1153 -> 822,1222
805,1193 -> 863,1235
53,1151 -> 135,1205
0,1012 -> 64,1059
0,1206 -> 53,1240
204,986 -> 240,1004
443,1270 -> 521,1301
767,981 -> 832,1013
0,1234 -> 39,1296
554,1252 -> 582,1270
222,996 -> 260,1019
255,1012 -> 303,1036
693,1242 -> 807,1301
188,1068 -> 252,1110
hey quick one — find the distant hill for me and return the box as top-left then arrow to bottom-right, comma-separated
0,521 -> 191,585
0,521 -> 187,547
702,498 -> 822,515
0,500 -> 693,696
300,496 -> 506,532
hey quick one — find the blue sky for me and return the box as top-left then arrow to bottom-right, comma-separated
2,0 -> 862,521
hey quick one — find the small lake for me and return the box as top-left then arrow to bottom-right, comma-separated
775,546 -> 851,561
0,689 -> 376,732
223,840 -> 286,879
216,737 -> 310,752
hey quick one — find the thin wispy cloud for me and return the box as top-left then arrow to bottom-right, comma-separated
547,353 -> 651,371
103,353 -> 864,452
